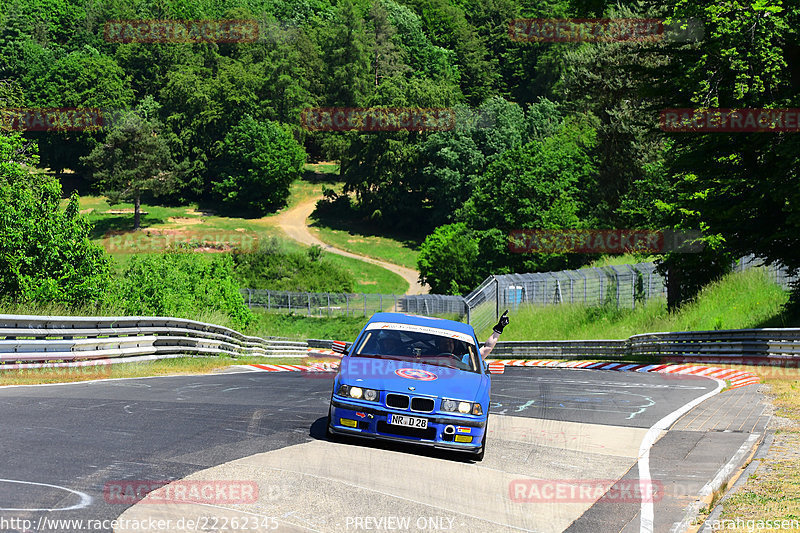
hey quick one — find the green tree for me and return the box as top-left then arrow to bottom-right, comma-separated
0,178 -> 111,306
458,115 -> 597,273
417,222 -> 482,294
211,115 -> 306,215
657,0 -> 800,307
326,0 -> 371,106
81,99 -> 174,230
22,45 -> 134,173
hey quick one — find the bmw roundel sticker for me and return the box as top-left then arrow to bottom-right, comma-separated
395,368 -> 438,381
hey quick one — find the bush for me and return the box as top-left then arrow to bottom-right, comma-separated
417,223 -> 482,294
233,238 -> 355,292
111,252 -> 253,328
0,179 -> 111,306
212,115 -> 306,215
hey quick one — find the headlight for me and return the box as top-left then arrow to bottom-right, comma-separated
442,398 -> 475,414
336,384 -> 379,402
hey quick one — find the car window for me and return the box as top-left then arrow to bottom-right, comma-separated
352,328 -> 481,373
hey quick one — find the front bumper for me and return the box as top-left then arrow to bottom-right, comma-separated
329,397 -> 486,454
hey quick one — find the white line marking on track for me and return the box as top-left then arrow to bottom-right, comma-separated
0,478 -> 92,511
637,376 -> 725,533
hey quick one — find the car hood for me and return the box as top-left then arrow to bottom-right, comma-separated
340,356 -> 485,399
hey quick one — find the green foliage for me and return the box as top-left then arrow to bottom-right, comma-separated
0,129 -> 38,186
81,98 -> 174,229
0,178 -> 111,306
497,268 -> 791,341
212,115 -> 306,215
417,222 -> 481,294
658,1 -> 800,305
457,115 -> 597,274
233,238 -> 355,292
111,252 -> 253,328
249,310 -> 368,341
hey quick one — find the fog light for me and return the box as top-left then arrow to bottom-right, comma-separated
454,435 -> 473,443
340,418 -> 358,428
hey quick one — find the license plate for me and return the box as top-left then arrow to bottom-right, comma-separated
388,414 -> 428,429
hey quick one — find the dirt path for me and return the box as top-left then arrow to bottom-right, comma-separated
272,197 -> 428,295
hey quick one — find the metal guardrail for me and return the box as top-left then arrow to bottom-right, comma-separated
310,328 -> 800,364
0,314 -> 308,363
489,329 -> 800,363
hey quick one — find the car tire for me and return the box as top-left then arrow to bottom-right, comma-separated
326,404 -> 335,440
475,423 -> 487,461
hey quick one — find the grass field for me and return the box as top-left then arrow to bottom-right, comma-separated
494,268 -> 791,341
309,214 -> 422,269
68,165 -> 407,294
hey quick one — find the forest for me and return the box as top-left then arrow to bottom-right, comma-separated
1,0 -> 798,306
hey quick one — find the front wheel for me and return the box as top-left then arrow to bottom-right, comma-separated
326,404 -> 335,440
475,423 -> 487,461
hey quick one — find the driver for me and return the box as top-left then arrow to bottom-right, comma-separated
378,333 -> 405,356
437,337 -> 457,354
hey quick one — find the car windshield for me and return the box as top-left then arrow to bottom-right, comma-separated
351,327 -> 481,373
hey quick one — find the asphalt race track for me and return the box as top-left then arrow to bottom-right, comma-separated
0,367 -> 767,533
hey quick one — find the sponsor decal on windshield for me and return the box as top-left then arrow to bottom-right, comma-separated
365,322 -> 475,344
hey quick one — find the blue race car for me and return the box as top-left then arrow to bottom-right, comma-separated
327,312 -> 491,460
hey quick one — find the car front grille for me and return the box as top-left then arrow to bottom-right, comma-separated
386,393 -> 410,409
410,397 -> 434,412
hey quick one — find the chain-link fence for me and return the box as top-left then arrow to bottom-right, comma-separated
241,289 -> 403,317
734,255 -> 798,290
242,257 -> 797,330
463,262 -> 667,335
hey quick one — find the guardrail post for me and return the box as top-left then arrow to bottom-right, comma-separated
327,293 -> 331,317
